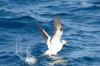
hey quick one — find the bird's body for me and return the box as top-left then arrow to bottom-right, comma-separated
37,16 -> 67,55
44,42 -> 63,55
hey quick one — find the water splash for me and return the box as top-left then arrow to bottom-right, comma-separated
25,42 -> 37,65
15,38 -> 37,65
43,55 -> 68,66
16,37 -> 25,61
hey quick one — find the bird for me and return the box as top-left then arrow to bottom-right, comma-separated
37,16 -> 67,56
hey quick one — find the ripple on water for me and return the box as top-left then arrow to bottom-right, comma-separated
0,0 -> 100,66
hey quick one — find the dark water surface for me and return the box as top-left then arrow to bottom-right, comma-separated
0,0 -> 100,66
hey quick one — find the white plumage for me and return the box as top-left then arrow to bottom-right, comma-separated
38,16 -> 67,55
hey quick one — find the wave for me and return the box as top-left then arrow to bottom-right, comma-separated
0,0 -> 100,66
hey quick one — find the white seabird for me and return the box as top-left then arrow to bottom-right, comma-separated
37,16 -> 67,55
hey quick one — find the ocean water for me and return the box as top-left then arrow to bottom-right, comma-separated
0,0 -> 100,66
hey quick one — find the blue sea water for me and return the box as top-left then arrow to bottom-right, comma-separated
0,0 -> 100,66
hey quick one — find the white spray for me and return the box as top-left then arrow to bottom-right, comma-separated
16,39 -> 36,65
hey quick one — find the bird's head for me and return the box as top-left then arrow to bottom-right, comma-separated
61,40 -> 68,46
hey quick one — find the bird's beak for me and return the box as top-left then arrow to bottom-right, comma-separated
65,43 -> 69,46
64,40 -> 69,46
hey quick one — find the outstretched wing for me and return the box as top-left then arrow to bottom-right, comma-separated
50,16 -> 63,42
35,23 -> 51,49
36,23 -> 50,43
39,28 -> 50,42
